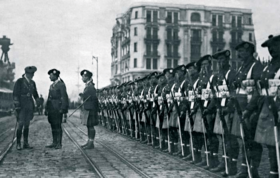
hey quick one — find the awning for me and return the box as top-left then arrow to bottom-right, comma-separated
0,88 -> 12,93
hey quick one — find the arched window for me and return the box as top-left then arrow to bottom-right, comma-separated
191,12 -> 201,22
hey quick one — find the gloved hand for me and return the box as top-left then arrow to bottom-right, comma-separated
189,110 -> 196,117
241,110 -> 250,123
203,109 -> 209,116
62,114 -> 67,123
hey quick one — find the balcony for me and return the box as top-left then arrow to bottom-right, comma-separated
144,37 -> 160,44
165,38 -> 181,45
211,39 -> 226,47
121,51 -> 130,60
121,37 -> 130,46
165,52 -> 181,59
144,51 -> 160,58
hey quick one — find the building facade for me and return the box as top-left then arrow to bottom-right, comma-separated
110,2 -> 255,85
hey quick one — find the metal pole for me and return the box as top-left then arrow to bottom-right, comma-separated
97,57 -> 98,89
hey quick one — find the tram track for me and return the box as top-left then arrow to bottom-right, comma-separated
68,113 -> 222,178
0,116 -> 39,164
64,119 -> 151,178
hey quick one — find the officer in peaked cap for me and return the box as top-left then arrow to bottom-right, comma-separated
45,69 -> 69,149
13,66 -> 39,150
250,34 -> 280,178
79,69 -> 98,149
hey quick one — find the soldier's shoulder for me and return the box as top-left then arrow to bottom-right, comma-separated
57,80 -> 66,88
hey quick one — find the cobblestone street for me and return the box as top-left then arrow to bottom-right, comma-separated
0,113 -> 222,178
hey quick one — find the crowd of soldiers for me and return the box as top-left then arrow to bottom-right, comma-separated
96,35 -> 280,178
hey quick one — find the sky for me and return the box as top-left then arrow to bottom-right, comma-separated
0,0 -> 279,101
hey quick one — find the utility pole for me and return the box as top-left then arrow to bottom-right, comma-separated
76,65 -> 81,94
92,56 -> 98,89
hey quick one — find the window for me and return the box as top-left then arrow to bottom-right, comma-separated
146,58 -> 151,69
173,45 -> 178,57
192,29 -> 201,42
153,28 -> 157,39
237,16 -> 242,28
173,30 -> 178,40
115,65 -> 118,74
135,11 -> 138,19
249,33 -> 252,42
166,12 -> 172,23
152,44 -> 157,56
191,12 -> 201,22
212,15 -> 216,26
218,15 -> 223,27
213,31 -> 217,42
232,16 -> 236,28
153,58 -> 157,69
218,31 -> 223,42
231,32 -> 237,43
134,27 -> 137,36
146,43 -> 151,55
167,59 -> 172,68
238,32 -> 242,41
174,12 -> 178,24
153,11 -> 158,22
134,42 -> 137,52
167,44 -> 172,56
134,58 -> 137,68
173,59 -> 178,68
147,10 -> 151,22
248,17 -> 252,25
167,29 -> 172,40
147,27 -> 152,39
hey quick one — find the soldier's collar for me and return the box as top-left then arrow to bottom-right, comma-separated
52,78 -> 61,85
24,74 -> 31,83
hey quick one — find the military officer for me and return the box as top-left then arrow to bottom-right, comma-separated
246,35 -> 280,178
79,70 -> 99,149
45,69 -> 69,149
13,66 -> 39,150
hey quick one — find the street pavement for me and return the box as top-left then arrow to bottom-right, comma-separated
0,112 -> 271,177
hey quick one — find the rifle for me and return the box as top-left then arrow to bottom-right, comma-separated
222,71 -> 252,178
68,96 -> 91,118
186,69 -> 210,165
164,93 -> 171,153
170,91 -> 185,157
110,98 -> 120,132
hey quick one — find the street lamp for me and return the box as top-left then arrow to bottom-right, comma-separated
92,56 -> 98,89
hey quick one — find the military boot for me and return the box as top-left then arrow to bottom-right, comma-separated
55,129 -> 62,149
23,128 -> 33,149
235,164 -> 248,178
16,129 -> 22,150
190,150 -> 202,164
210,160 -> 225,173
46,130 -> 57,148
83,141 -> 94,149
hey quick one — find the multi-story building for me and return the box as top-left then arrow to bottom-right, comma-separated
110,2 -> 255,85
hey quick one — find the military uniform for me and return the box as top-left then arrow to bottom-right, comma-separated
251,35 -> 280,178
45,69 -> 69,149
79,70 -> 99,149
13,66 -> 39,150
210,50 -> 239,176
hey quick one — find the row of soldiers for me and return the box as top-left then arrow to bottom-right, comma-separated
96,35 -> 280,178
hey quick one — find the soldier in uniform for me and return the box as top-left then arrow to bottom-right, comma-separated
13,66 -> 39,150
79,70 -> 99,149
246,35 -> 280,178
182,62 -> 200,161
45,69 -> 69,149
162,68 -> 176,154
38,94 -> 44,115
191,55 -> 219,168
210,50 -> 239,176
172,65 -> 189,157
229,41 -> 263,178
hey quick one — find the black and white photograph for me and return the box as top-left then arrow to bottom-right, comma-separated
0,0 -> 280,177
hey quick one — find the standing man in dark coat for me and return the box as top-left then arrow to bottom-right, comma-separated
13,66 -> 39,150
45,69 -> 68,149
80,70 -> 98,149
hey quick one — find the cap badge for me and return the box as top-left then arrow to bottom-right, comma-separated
244,43 -> 249,48
226,51 -> 230,56
53,70 -> 56,74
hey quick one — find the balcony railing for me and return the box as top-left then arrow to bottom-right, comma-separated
121,37 -> 130,46
121,51 -> 130,60
144,37 -> 160,44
